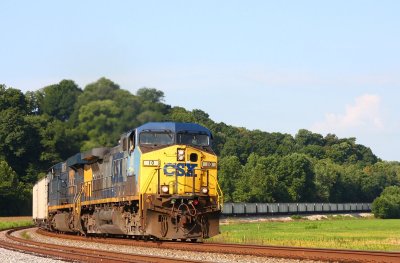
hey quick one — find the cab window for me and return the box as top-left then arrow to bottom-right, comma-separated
139,132 -> 174,146
177,133 -> 209,146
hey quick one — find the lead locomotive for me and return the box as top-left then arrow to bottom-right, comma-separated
33,122 -> 222,241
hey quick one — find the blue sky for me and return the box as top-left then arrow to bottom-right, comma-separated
1,1 -> 399,161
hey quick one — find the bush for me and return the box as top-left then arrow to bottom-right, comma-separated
372,186 -> 400,219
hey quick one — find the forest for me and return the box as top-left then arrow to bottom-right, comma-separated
1,77 -> 400,215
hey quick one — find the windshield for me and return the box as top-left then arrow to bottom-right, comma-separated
139,132 -> 174,146
177,133 -> 209,146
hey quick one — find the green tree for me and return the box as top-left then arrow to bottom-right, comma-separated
276,153 -> 316,202
372,186 -> 400,219
360,162 -> 400,202
39,80 -> 82,121
0,85 -> 27,112
25,90 -> 43,115
218,156 -> 242,202
295,129 -> 325,147
314,159 -> 342,202
0,108 -> 41,177
80,77 -> 120,102
136,87 -> 165,103
136,110 -> 164,124
168,107 -> 196,123
78,100 -> 122,150
70,77 -> 121,125
233,154 -> 278,202
0,160 -> 31,216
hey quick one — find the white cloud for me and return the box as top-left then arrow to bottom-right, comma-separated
311,94 -> 384,134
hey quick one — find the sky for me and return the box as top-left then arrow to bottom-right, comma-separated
1,1 -> 400,161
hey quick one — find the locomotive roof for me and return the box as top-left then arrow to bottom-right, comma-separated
136,122 -> 212,138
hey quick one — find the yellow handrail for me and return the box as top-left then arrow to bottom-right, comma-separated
216,180 -> 224,210
140,169 -> 157,212
142,169 -> 157,194
73,184 -> 85,234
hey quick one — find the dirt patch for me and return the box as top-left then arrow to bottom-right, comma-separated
0,216 -> 32,222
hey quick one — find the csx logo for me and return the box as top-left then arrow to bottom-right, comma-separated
163,163 -> 198,177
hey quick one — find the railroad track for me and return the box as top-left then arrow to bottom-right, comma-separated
38,228 -> 400,263
0,227 -> 201,263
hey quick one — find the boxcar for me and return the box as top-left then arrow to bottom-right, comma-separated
32,177 -> 48,226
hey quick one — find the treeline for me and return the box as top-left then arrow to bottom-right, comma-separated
1,77 -> 399,215
169,108 -> 400,203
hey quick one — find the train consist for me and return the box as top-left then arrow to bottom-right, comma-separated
221,202 -> 371,215
33,122 -> 223,241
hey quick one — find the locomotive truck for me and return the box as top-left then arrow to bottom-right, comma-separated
33,122 -> 223,241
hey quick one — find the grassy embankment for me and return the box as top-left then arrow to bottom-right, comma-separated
0,216 -> 33,230
209,216 -> 400,251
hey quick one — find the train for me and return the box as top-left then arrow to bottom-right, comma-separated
221,202 -> 371,215
33,122 -> 223,241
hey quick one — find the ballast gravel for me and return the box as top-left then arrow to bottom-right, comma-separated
7,228 -> 329,263
0,247 -> 66,263
0,230 -> 66,263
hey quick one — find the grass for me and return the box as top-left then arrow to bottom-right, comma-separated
20,230 -> 31,239
209,217 -> 400,251
0,216 -> 33,231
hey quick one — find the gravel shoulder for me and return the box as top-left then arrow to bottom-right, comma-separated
10,228 -> 327,263
0,229 -> 66,263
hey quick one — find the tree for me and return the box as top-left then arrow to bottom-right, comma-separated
136,87 -> 165,103
70,77 -> 121,125
233,154 -> 279,202
218,156 -> 242,202
78,100 -> 122,150
360,162 -> 400,202
39,80 -> 82,121
372,186 -> 400,219
314,159 -> 342,202
295,129 -> 325,147
81,77 -> 120,102
326,141 -> 354,164
0,85 -> 27,112
0,108 -> 41,177
168,107 -> 195,123
0,160 -> 31,216
276,153 -> 316,202
25,90 -> 43,115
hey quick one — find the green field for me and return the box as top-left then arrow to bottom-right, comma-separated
0,217 -> 33,231
209,217 -> 400,251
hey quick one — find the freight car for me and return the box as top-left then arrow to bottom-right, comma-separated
33,122 -> 223,241
221,202 -> 371,215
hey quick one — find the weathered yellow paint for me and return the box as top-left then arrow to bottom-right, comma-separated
68,169 -> 75,195
83,165 -> 92,197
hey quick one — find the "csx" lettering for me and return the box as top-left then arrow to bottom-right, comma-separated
163,163 -> 198,177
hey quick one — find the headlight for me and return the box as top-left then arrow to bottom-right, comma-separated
143,160 -> 160,166
177,149 -> 185,161
202,161 -> 217,168
161,185 -> 169,194
201,187 -> 208,194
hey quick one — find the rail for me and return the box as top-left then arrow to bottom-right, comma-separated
1,227 -> 198,263
37,228 -> 400,263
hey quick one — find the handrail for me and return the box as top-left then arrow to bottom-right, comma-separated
142,169 -> 157,194
73,183 -> 85,234
216,180 -> 224,210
